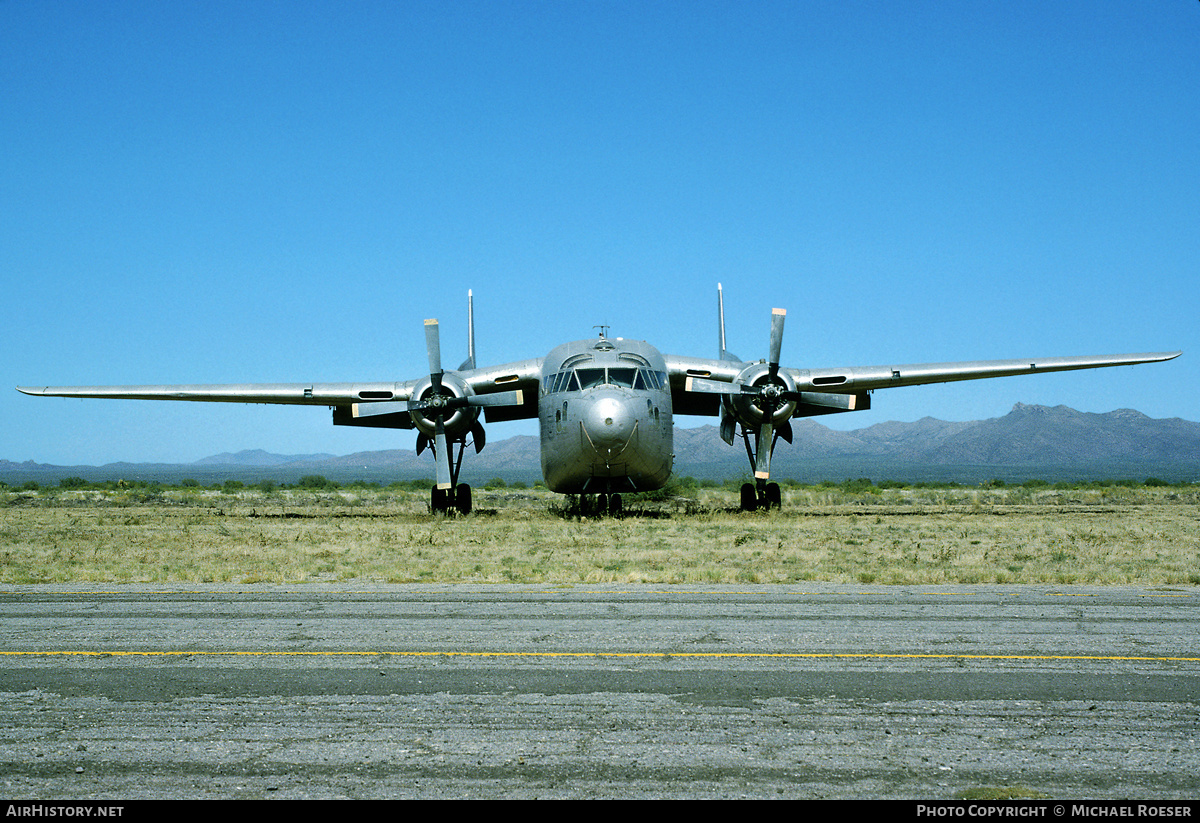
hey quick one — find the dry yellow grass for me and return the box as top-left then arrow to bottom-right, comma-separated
1,486 -> 1198,585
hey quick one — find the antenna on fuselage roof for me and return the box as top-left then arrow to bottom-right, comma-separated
593,324 -> 610,338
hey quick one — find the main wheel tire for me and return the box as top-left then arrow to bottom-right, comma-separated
455,483 -> 473,515
740,482 -> 758,512
431,485 -> 448,513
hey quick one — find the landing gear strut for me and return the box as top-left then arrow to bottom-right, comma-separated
428,433 -> 473,515
736,423 -> 784,511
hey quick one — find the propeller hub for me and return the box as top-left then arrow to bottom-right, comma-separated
408,372 -> 478,438
725,362 -> 798,426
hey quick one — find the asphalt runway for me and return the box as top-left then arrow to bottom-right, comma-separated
0,584 -> 1197,799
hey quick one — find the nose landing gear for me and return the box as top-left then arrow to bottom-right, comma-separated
597,492 -> 623,517
567,492 -> 624,517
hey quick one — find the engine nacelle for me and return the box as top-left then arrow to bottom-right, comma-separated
408,372 -> 480,439
722,363 -> 798,427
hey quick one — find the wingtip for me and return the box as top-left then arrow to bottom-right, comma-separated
1149,351 -> 1183,363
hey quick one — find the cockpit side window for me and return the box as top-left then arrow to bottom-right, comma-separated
552,371 -> 579,393
638,370 -> 666,390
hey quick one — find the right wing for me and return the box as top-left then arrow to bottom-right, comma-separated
783,350 -> 1183,394
664,350 -> 1182,418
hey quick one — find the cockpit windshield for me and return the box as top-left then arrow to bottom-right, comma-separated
575,368 -> 607,390
543,367 -> 667,395
607,368 -> 637,388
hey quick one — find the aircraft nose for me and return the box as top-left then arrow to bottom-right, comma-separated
581,394 -> 635,457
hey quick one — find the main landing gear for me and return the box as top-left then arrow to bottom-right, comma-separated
425,428 -> 475,514
431,482 -> 473,515
740,481 -> 781,512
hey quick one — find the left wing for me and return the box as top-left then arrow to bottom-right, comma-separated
15,356 -> 545,421
16,290 -> 540,515
15,382 -> 412,405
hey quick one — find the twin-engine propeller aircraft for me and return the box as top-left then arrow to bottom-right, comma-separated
18,286 -> 1180,514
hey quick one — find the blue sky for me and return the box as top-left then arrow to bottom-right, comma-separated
4,1 -> 1197,466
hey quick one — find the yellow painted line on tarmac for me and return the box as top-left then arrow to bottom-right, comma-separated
2,650 -> 1199,662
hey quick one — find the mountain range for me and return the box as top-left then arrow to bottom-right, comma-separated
4,403 -> 1198,486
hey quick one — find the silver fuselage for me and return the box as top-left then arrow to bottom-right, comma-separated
538,337 -> 673,494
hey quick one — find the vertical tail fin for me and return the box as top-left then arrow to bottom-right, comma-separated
458,289 -> 476,371
718,283 -> 739,362
718,282 -> 726,357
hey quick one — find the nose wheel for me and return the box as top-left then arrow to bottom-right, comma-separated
589,492 -> 623,517
573,492 -> 624,517
600,492 -> 623,517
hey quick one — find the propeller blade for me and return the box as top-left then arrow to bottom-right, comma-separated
795,391 -> 859,410
684,376 -> 745,395
464,389 -> 524,408
768,307 -> 785,379
433,421 -> 452,490
353,399 -> 410,417
719,413 -> 737,446
754,421 -> 774,480
424,318 -> 443,387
